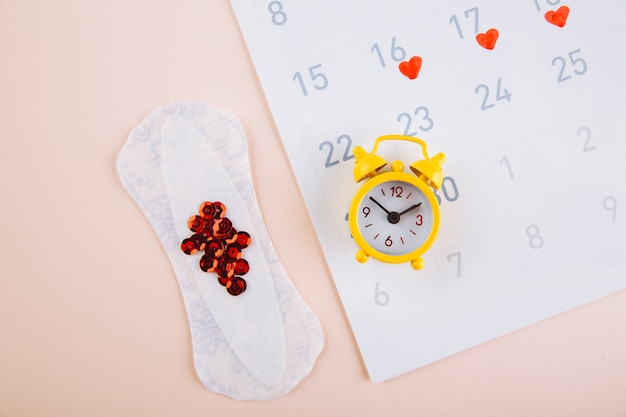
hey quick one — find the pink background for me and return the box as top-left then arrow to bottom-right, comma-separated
1,1 -> 625,415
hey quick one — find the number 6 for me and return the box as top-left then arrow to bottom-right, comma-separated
374,281 -> 390,306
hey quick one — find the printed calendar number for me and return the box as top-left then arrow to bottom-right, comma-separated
371,36 -> 406,68
449,7 -> 479,40
268,1 -> 287,25
319,134 -> 354,168
434,176 -> 460,205
397,106 -> 434,135
577,126 -> 596,152
475,77 -> 512,111
603,196 -> 617,221
526,224 -> 545,249
374,281 -> 390,307
345,213 -> 354,239
293,64 -> 328,96
552,49 -> 588,83
447,251 -> 462,278
533,0 -> 560,11
500,155 -> 515,179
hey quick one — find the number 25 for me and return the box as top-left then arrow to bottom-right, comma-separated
552,49 -> 587,83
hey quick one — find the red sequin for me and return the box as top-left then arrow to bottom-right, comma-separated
235,231 -> 251,249
214,258 -> 235,279
188,215 -> 205,233
225,246 -> 242,261
181,238 -> 199,255
181,201 -> 252,296
217,275 -> 231,287
189,233 -> 207,251
212,218 -> 233,239
199,255 -> 217,273
226,277 -> 247,296
199,202 -> 217,219
205,239 -> 225,258
233,259 -> 249,276
212,202 -> 226,219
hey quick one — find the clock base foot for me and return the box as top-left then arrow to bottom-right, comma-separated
410,258 -> 424,270
356,250 -> 369,264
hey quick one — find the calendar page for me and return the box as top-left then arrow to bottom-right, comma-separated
231,0 -> 626,382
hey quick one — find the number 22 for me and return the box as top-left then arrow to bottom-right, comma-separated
319,134 -> 354,168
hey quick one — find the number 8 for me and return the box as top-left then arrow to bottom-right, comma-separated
268,1 -> 287,26
526,224 -> 544,249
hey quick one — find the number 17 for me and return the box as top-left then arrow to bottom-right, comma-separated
449,7 -> 479,39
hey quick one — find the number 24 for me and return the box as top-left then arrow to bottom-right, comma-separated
475,77 -> 511,111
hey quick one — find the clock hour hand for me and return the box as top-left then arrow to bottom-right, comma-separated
368,196 -> 390,214
398,202 -> 422,216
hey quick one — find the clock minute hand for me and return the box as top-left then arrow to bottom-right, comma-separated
368,196 -> 390,214
398,202 -> 422,216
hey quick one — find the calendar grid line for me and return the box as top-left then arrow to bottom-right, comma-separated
476,99 -> 626,157
521,17 -> 621,272
232,0 -> 626,382
389,257 -> 622,353
431,245 -> 463,322
440,27 -> 539,297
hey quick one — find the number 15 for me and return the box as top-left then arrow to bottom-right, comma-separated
293,64 -> 329,96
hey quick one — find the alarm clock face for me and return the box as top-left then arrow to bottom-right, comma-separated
356,178 -> 435,256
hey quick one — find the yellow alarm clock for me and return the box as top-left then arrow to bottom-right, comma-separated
348,134 -> 445,270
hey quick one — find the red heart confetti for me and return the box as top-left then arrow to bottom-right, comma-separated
476,28 -> 499,50
545,5 -> 570,28
398,56 -> 423,80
